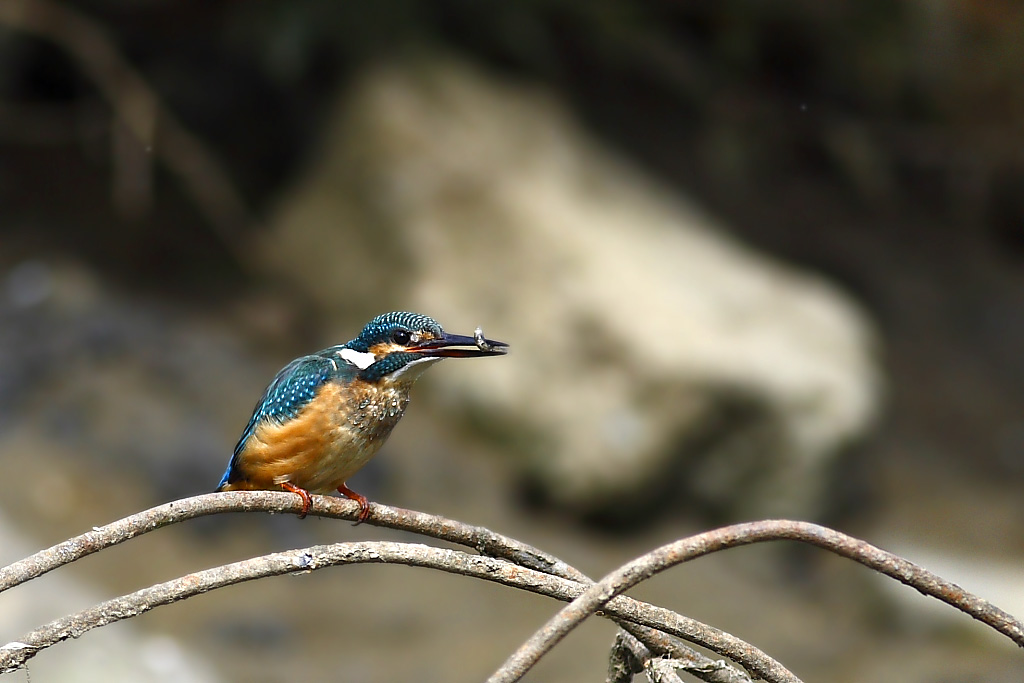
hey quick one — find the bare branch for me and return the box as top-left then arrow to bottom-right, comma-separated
607,631 -> 645,683
489,519 -> 1024,683
1,539 -> 789,678
609,631 -> 752,683
0,492 -> 787,681
614,623 -> 753,683
6,498 -> 1017,682
0,491 -> 585,593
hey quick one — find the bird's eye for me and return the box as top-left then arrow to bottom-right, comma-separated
391,329 -> 412,345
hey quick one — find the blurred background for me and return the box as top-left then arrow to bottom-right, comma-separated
1,1 -> 1023,681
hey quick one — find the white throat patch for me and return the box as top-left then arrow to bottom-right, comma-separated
338,347 -> 376,370
389,355 -> 442,381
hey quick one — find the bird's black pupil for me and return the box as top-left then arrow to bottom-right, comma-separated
392,330 -> 411,345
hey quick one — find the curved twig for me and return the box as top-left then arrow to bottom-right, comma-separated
0,492 -> 779,681
489,519 -> 1024,682
0,491 -> 579,593
0,539 -> 790,679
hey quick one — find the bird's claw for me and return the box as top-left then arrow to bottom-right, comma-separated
280,482 -> 313,519
338,483 -> 371,525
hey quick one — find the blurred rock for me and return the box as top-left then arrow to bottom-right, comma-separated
0,257 -> 274,502
260,57 -> 883,521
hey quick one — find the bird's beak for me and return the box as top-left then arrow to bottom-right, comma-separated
410,330 -> 509,358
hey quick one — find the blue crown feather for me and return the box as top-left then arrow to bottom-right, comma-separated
345,312 -> 444,352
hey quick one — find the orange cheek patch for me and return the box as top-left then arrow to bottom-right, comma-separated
368,341 -> 404,357
367,331 -> 439,358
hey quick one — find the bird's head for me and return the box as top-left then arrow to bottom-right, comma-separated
339,311 -> 508,383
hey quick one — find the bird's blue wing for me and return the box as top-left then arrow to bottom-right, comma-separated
216,353 -> 348,490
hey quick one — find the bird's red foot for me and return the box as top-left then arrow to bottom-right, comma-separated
280,482 -> 313,518
337,483 -> 371,524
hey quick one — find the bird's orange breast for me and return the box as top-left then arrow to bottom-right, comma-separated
226,380 -> 409,494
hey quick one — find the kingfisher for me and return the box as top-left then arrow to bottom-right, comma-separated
216,311 -> 508,521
